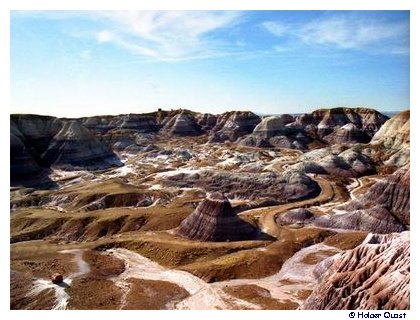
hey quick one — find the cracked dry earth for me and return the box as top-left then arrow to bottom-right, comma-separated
10,109 -> 410,310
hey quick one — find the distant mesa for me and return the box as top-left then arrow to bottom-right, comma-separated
10,114 -> 122,182
177,192 -> 260,242
239,107 -> 388,150
209,111 -> 261,143
80,113 -> 160,134
160,111 -> 203,136
308,107 -> 389,138
239,114 -> 313,149
10,107 -> 398,184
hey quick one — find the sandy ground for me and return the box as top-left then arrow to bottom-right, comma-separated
108,248 -> 259,310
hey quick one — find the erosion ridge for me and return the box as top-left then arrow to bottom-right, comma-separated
301,231 -> 410,310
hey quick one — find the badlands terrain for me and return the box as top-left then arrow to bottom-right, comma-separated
10,107 -> 410,310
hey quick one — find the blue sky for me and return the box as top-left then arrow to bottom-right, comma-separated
10,10 -> 409,117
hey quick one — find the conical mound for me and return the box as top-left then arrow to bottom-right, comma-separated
177,192 -> 259,241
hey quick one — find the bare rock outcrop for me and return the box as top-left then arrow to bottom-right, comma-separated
323,123 -> 370,144
314,206 -> 405,234
177,192 -> 259,241
80,113 -> 160,134
371,110 -> 410,148
42,120 -> 122,170
160,169 -> 320,203
314,165 -> 409,233
291,107 -> 389,143
276,208 -> 314,225
370,110 -> 410,167
289,146 -> 375,178
10,115 -> 121,174
311,107 -> 388,138
10,126 -> 41,178
209,111 -> 261,142
301,231 -> 410,310
196,113 -> 217,131
238,115 -> 314,150
78,113 -> 161,152
253,115 -> 295,138
160,111 -> 203,136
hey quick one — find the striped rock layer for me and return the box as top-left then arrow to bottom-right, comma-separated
177,192 -> 259,242
302,231 -> 410,310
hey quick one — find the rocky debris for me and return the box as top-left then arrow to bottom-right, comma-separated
51,273 -> 64,284
209,111 -> 261,142
177,192 -> 260,241
276,208 -> 314,226
301,231 -> 410,310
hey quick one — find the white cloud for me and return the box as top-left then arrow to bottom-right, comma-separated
96,30 -> 114,43
93,11 -> 243,61
298,17 -> 409,51
261,21 -> 288,37
262,15 -> 409,55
